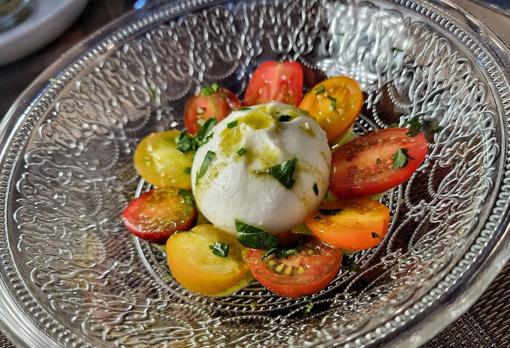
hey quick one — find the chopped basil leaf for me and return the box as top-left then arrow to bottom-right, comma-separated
209,241 -> 229,257
278,115 -> 292,122
388,123 -> 400,128
237,147 -> 247,156
371,232 -> 381,239
197,151 -> 216,180
269,158 -> 298,189
342,255 -> 361,273
176,132 -> 198,153
314,85 -> 325,94
376,158 -> 382,165
235,220 -> 278,250
327,96 -> 337,111
392,148 -> 413,170
200,83 -> 220,96
227,120 -> 238,129
318,208 -> 342,216
184,167 -> 192,175
240,106 -> 250,111
405,117 -> 422,137
178,189 -> 195,206
392,47 -> 404,52
313,183 -> 319,196
196,118 -> 217,145
261,247 -> 298,260
304,301 -> 314,314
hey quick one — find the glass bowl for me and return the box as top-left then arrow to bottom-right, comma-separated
1,0 -> 510,347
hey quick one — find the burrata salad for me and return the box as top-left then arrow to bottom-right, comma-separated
122,61 -> 429,298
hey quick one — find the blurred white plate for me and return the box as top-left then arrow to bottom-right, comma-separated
0,0 -> 88,66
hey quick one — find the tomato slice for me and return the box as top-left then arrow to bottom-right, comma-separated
184,86 -> 241,135
244,61 -> 304,106
134,130 -> 193,189
330,128 -> 428,197
304,199 -> 390,252
299,76 -> 363,142
122,188 -> 197,244
246,238 -> 342,298
166,224 -> 252,296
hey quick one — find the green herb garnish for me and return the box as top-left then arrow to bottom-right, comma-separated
278,115 -> 292,122
392,148 -> 413,169
200,83 -> 220,96
176,131 -> 198,153
304,301 -> 314,314
318,208 -> 341,216
314,85 -> 325,94
197,151 -> 216,181
184,167 -> 192,175
327,96 -> 337,111
209,241 -> 229,257
237,147 -> 247,156
371,232 -> 381,239
267,158 -> 298,189
405,116 -> 422,137
227,120 -> 238,129
376,158 -> 382,165
178,189 -> 195,206
236,220 -> 278,250
196,118 -> 217,145
430,124 -> 443,134
240,107 -> 251,111
262,247 -> 298,260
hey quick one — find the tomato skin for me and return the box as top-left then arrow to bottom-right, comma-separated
122,188 -> 197,244
244,61 -> 304,106
330,128 -> 428,197
305,199 -> 390,252
184,88 -> 241,134
166,224 -> 251,296
246,238 -> 342,298
299,76 -> 363,142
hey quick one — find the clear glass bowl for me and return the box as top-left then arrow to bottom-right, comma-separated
1,0 -> 510,347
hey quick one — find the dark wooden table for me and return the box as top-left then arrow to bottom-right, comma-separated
0,1 -> 510,347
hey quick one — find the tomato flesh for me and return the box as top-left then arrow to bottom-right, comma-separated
184,87 -> 241,135
166,224 -> 252,296
134,130 -> 193,189
246,238 -> 342,298
244,61 -> 304,106
299,76 -> 363,142
330,128 -> 428,197
122,188 -> 197,244
305,199 -> 390,252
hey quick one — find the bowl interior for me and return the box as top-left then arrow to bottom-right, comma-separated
1,0 -> 506,347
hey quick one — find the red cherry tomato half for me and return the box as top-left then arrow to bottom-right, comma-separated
246,238 -> 342,298
184,86 -> 241,135
330,128 -> 428,197
122,188 -> 197,244
244,61 -> 304,106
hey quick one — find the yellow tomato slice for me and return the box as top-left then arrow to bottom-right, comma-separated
166,224 -> 252,296
304,199 -> 390,252
299,76 -> 363,143
134,130 -> 193,189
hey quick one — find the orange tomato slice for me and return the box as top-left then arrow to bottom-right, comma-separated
299,76 -> 363,142
304,199 -> 390,252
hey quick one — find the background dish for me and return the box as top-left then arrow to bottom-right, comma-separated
0,0 -> 510,347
